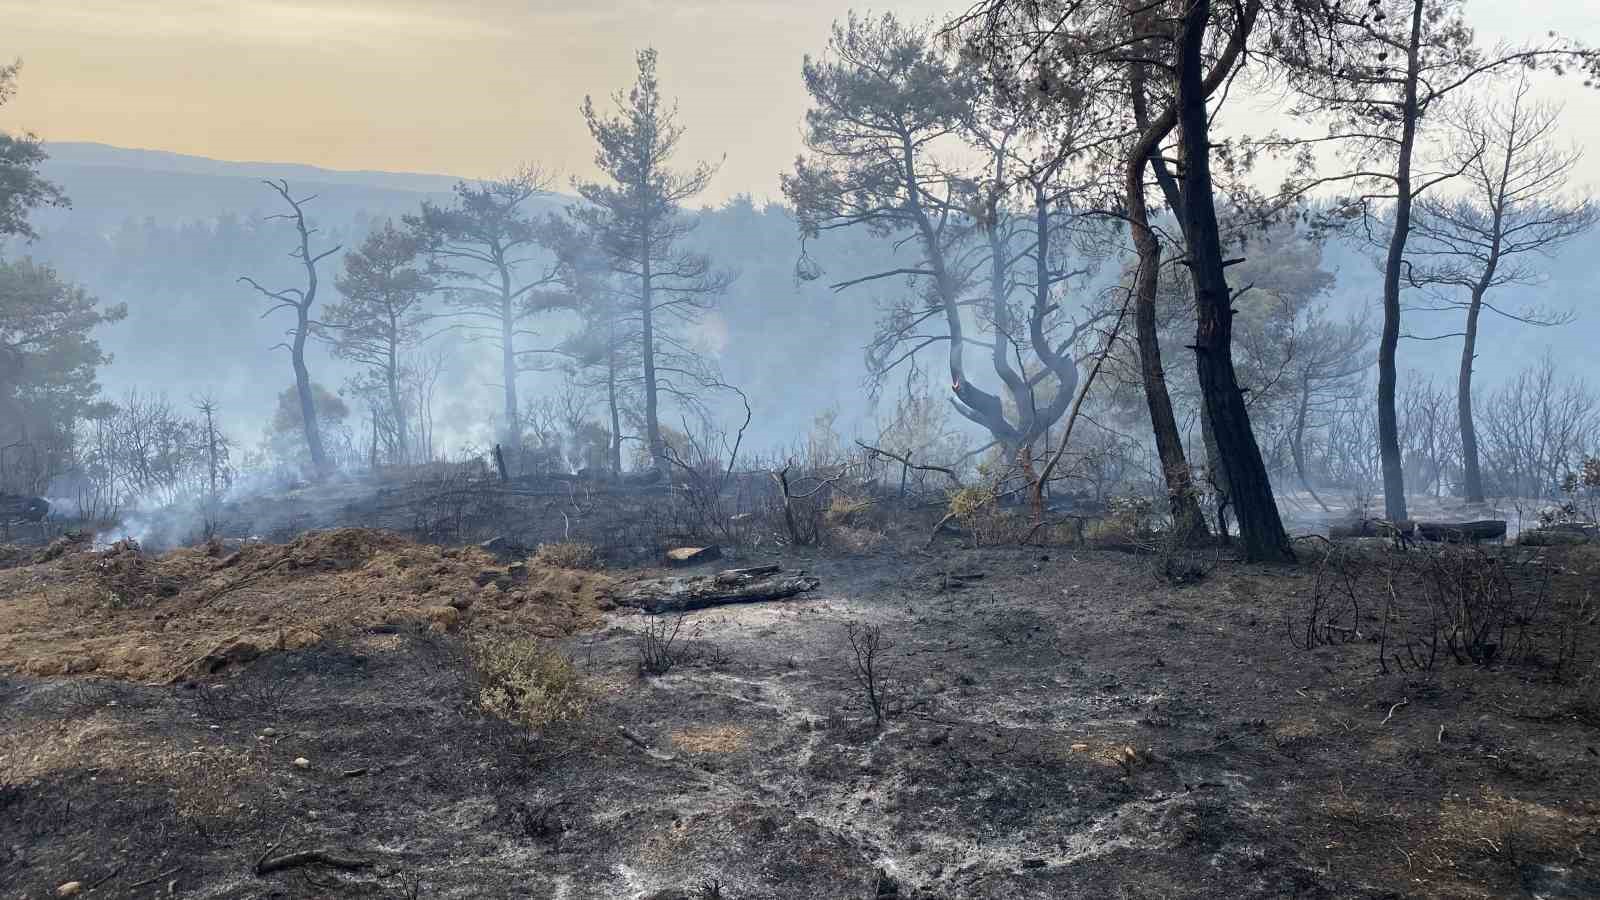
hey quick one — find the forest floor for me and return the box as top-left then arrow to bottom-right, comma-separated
2,520 -> 1598,899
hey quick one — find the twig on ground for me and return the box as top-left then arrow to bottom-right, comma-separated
127,866 -> 183,889
87,866 -> 124,891
1382,698 -> 1409,726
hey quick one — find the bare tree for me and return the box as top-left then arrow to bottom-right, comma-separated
1396,372 -> 1458,499
1404,75 -> 1598,503
239,180 -> 340,477
406,169 -> 564,447
1476,356 -> 1599,500
191,393 -> 231,502
573,48 -> 734,478
1273,0 -> 1597,522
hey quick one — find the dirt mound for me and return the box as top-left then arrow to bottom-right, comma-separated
0,528 -> 610,683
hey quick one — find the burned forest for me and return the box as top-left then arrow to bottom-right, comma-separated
5,3 -> 1600,898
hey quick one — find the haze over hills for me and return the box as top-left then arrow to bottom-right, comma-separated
15,142 -> 1600,464
22,142 -> 892,457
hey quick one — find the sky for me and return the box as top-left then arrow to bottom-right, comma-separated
4,0 -> 1600,205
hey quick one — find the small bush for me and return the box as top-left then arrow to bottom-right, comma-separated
533,541 -> 602,570
471,637 -> 588,729
824,494 -> 876,528
946,485 -> 1025,546
638,612 -> 687,676
846,622 -> 896,728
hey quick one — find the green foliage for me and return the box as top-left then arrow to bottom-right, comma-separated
471,637 -> 588,730
270,382 -> 348,436
0,61 -> 70,244
0,258 -> 125,488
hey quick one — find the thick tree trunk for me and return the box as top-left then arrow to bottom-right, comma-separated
292,319 -> 327,476
1176,0 -> 1291,563
1199,394 -> 1231,539
1378,0 -> 1425,523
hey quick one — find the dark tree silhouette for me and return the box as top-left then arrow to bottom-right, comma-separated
239,180 -> 341,477
572,48 -> 733,477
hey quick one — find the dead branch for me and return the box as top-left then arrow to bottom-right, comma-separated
855,441 -> 963,488
254,850 -> 373,877
127,867 -> 183,889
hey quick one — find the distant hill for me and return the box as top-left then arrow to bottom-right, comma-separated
43,142 -> 469,193
31,142 -> 572,233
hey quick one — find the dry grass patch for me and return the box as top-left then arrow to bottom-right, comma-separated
670,724 -> 751,754
0,528 -> 610,681
533,541 -> 602,570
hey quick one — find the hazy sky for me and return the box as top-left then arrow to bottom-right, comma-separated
5,0 -> 1599,204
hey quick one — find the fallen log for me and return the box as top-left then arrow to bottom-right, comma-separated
1415,520 -> 1507,543
1328,519 -> 1409,540
0,493 -> 49,522
613,565 -> 820,614
1517,524 -> 1595,547
1329,519 -> 1506,543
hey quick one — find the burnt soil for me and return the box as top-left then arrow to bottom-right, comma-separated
2,532 -> 1599,899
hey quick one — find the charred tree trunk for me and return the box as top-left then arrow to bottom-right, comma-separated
1176,0 -> 1290,563
1127,59 -> 1207,537
241,180 -> 339,479
1457,290 -> 1485,503
1378,0 -> 1426,523
292,342 -> 324,473
386,319 -> 408,466
497,257 -> 520,452
607,336 -> 624,478
640,241 -> 666,478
